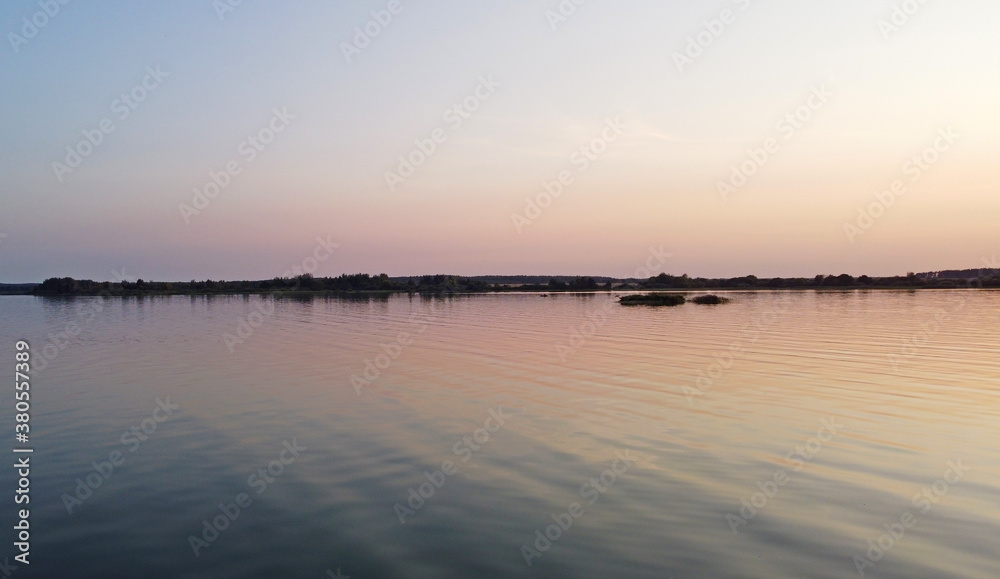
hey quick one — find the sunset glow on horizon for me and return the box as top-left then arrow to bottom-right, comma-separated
2,0 -> 998,282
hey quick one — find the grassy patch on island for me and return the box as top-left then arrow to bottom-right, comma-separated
619,293 -> 686,307
692,295 -> 731,305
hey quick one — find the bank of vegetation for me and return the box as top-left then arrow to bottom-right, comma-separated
19,270 -> 1000,297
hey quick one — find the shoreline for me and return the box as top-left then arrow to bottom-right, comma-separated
6,271 -> 997,297
6,286 -> 998,298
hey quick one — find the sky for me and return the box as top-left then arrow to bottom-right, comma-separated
1,0 -> 998,283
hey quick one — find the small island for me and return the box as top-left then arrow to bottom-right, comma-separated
691,295 -> 731,305
618,294 -> 732,306
619,294 -> 687,306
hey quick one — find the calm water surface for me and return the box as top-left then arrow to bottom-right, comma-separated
0,291 -> 998,578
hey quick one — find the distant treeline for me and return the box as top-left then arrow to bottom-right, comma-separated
923,268 -> 999,279
420,275 -> 619,286
20,270 -> 1000,297
27,275 -> 619,296
29,274 -> 487,296
639,272 -> 1000,289
0,284 -> 38,295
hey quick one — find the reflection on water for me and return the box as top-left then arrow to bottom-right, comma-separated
0,291 -> 998,578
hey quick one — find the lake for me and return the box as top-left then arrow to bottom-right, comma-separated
0,290 -> 998,578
